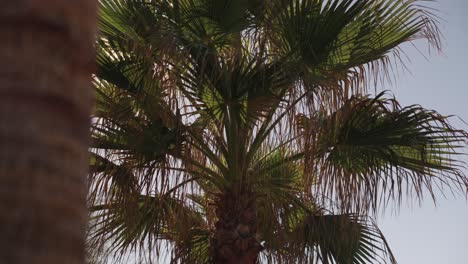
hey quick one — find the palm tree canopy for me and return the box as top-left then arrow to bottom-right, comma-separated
87,0 -> 467,263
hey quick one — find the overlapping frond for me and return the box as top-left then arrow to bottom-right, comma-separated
300,92 -> 467,214
269,0 -> 440,94
284,214 -> 396,264
251,149 -> 305,248
251,151 -> 396,264
87,193 -> 207,262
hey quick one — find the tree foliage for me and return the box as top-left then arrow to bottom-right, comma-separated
87,0 -> 467,263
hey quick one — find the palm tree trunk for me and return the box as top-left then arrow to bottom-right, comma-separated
0,1 -> 95,263
212,188 -> 263,264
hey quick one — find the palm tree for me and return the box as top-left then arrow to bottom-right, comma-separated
0,1 -> 96,263
87,0 -> 468,263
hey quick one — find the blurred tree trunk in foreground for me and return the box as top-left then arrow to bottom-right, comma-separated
0,1 -> 96,263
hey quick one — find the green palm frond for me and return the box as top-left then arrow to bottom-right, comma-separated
288,214 -> 396,264
92,77 -> 181,163
98,0 -> 176,56
181,54 -> 294,126
178,0 -> 252,34
172,228 -> 211,264
270,0 -> 440,90
87,194 -> 206,261
250,150 -> 396,264
257,203 -> 396,264
252,149 -> 305,247
301,92 -> 467,213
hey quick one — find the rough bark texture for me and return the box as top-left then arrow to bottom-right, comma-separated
212,188 -> 263,264
0,1 -> 96,263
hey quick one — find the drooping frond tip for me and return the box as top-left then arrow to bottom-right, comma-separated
300,92 -> 468,214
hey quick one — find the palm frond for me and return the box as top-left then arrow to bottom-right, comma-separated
270,0 -> 440,95
288,214 -> 396,264
87,193 -> 206,262
301,92 -> 467,214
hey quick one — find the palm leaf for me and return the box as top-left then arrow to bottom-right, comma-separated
289,214 -> 396,264
87,194 -> 206,262
270,0 -> 440,93
301,92 -> 467,213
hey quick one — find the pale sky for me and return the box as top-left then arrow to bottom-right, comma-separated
377,1 -> 468,263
